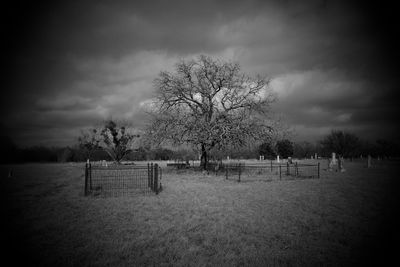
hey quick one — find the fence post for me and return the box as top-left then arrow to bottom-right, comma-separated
154,164 -> 159,194
318,162 -> 320,179
150,163 -> 154,191
147,163 -> 151,188
89,161 -> 92,190
286,162 -> 289,176
84,161 -> 88,196
279,165 -> 281,180
238,163 -> 241,182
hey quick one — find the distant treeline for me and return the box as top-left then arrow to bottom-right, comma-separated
1,133 -> 399,164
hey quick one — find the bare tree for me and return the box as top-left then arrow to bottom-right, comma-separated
78,120 -> 140,163
77,128 -> 101,160
99,120 -> 140,164
147,55 -> 276,169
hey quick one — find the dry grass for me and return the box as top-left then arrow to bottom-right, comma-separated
1,160 -> 399,266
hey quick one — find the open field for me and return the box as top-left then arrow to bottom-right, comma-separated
1,160 -> 399,266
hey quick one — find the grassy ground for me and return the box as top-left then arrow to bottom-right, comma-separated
1,160 -> 399,266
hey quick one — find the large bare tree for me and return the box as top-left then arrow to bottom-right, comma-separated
147,55 -> 276,169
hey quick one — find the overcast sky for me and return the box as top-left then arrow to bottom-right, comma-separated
2,0 -> 399,147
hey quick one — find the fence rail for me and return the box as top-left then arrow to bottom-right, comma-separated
84,162 -> 162,197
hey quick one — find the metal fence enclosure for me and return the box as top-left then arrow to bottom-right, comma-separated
84,163 -> 162,197
224,162 -> 320,182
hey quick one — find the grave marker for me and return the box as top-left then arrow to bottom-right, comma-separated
331,152 -> 337,165
328,158 -> 334,171
338,157 -> 345,172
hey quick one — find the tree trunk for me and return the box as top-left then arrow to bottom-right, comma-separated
200,144 -> 208,170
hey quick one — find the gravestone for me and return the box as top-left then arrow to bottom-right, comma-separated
259,155 -> 264,161
288,157 -> 292,164
338,157 -> 345,172
315,153 -> 318,159
277,155 -> 280,163
328,153 -> 338,171
367,155 -> 372,168
331,153 -> 337,165
328,158 -> 334,171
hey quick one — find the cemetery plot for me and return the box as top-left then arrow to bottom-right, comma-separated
224,161 -> 320,182
84,163 -> 162,197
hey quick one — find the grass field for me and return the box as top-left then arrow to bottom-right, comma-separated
1,160 -> 399,266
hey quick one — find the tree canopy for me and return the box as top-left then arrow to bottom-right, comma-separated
320,130 -> 359,158
147,55 -> 276,169
276,139 -> 294,159
258,142 -> 276,159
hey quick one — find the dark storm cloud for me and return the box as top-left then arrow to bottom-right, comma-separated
2,0 -> 399,146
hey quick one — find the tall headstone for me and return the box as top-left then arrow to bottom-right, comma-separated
328,153 -> 338,171
367,155 -> 372,168
331,153 -> 337,165
315,153 -> 318,159
277,155 -> 280,163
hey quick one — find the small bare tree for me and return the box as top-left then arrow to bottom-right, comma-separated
147,55 -> 277,169
78,120 -> 140,163
77,128 -> 101,160
99,120 -> 140,164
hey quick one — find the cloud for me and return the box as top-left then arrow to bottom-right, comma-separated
2,0 -> 400,146
270,69 -> 399,141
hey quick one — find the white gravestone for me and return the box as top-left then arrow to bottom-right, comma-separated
331,153 -> 337,165
277,155 -> 280,163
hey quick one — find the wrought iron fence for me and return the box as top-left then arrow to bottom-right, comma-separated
224,162 -> 320,182
84,162 -> 162,197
